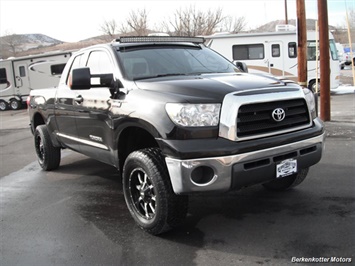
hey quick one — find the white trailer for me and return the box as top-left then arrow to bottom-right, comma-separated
206,29 -> 340,92
0,51 -> 72,111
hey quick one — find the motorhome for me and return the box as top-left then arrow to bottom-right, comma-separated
206,28 -> 340,92
0,51 -> 72,111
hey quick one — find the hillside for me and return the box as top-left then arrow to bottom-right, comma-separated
22,33 -> 62,44
0,20 -> 349,59
0,33 -> 65,59
252,19 -> 338,32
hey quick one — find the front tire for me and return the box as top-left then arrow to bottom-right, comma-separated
123,148 -> 188,235
262,168 -> 309,191
308,80 -> 320,94
34,125 -> 61,171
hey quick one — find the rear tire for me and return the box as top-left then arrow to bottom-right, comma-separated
0,100 -> 8,111
9,99 -> 21,110
123,148 -> 188,235
34,125 -> 61,171
262,168 -> 309,191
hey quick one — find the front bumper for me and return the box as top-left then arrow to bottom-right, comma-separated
165,132 -> 325,194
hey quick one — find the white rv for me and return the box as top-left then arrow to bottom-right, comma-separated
206,29 -> 340,92
0,51 -> 72,111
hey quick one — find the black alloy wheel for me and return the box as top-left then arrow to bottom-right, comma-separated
123,148 -> 188,235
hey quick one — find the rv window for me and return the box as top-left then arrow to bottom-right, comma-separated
307,41 -> 318,60
232,44 -> 264,60
51,64 -> 66,75
288,42 -> 297,58
233,45 -> 248,60
19,66 -> 26,77
0,68 -> 7,84
272,44 -> 280,57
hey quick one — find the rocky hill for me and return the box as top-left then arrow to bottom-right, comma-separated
23,33 -> 62,43
0,33 -> 64,59
0,32 -> 109,59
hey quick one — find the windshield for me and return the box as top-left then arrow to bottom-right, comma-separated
329,40 -> 339,60
307,40 -> 339,61
116,45 -> 240,80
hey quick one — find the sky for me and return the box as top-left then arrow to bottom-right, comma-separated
0,0 -> 354,42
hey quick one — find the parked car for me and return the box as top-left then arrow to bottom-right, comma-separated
344,47 -> 355,66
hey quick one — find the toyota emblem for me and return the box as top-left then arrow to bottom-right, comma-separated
272,108 -> 286,122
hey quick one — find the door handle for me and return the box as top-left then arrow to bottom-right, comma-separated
74,95 -> 83,104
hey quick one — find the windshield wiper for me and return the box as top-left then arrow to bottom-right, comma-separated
155,73 -> 188,77
133,73 -> 187,81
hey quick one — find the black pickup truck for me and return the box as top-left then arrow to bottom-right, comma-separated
28,36 -> 325,235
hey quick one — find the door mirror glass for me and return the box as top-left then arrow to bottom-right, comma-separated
233,61 -> 248,73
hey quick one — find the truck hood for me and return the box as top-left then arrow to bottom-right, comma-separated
134,73 -> 296,102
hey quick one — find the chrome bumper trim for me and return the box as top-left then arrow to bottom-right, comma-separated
165,133 -> 325,194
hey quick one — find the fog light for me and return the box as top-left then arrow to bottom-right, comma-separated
191,166 -> 215,185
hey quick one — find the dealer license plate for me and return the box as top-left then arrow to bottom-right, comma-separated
276,159 -> 297,178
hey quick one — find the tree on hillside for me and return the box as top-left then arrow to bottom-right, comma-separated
125,9 -> 149,35
220,16 -> 247,33
100,19 -> 119,41
346,8 -> 355,29
100,9 -> 150,37
100,6 -> 247,38
0,32 -> 23,58
163,6 -> 224,36
333,8 -> 355,46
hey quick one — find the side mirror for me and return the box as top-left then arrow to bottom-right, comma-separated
93,73 -> 114,88
69,67 -> 115,90
69,67 -> 91,90
233,61 -> 248,73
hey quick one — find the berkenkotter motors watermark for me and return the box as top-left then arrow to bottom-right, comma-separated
291,257 -> 352,263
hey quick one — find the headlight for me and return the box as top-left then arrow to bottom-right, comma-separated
166,103 -> 221,127
303,88 -> 317,120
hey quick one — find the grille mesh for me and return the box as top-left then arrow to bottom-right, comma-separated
237,99 -> 310,138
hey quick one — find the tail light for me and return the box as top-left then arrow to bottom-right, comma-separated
26,96 -> 31,107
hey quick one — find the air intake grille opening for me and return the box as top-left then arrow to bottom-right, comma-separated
237,99 -> 310,138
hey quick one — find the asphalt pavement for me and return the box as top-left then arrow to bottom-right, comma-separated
0,93 -> 354,266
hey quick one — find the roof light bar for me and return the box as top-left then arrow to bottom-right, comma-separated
115,36 -> 205,44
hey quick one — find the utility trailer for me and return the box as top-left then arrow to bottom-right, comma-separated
0,51 -> 71,110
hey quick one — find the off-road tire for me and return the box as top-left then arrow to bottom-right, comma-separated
262,168 -> 309,191
34,125 -> 61,171
123,148 -> 188,235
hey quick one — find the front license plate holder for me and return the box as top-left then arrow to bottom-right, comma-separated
276,159 -> 297,178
